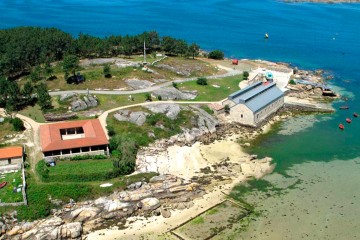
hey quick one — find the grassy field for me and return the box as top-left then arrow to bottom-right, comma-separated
0,118 -> 17,142
46,159 -> 113,182
18,56 -> 220,92
0,171 -> 24,203
178,74 -> 243,101
18,105 -> 46,123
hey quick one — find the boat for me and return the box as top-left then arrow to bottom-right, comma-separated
0,182 -> 8,189
339,123 -> 344,130
354,112 -> 358,118
346,118 -> 352,123
265,33 -> 269,39
339,106 -> 349,110
322,89 -> 336,97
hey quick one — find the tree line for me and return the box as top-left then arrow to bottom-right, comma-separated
0,27 -> 200,79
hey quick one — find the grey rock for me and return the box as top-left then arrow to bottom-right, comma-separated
149,175 -> 167,183
60,93 -> 76,102
152,87 -> 197,100
125,79 -> 155,90
59,222 -> 82,239
161,208 -> 171,218
144,103 -> 181,120
71,99 -> 87,111
114,110 -> 149,126
140,198 -> 160,211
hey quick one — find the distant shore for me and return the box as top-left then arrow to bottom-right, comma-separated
284,0 -> 360,3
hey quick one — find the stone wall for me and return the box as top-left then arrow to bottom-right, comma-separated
228,104 -> 255,126
254,97 -> 284,124
0,157 -> 22,166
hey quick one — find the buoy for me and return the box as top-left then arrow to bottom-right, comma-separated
353,112 -> 358,118
346,118 -> 351,123
265,33 -> 269,39
339,123 -> 344,130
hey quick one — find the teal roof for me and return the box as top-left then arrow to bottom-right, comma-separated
229,81 -> 284,113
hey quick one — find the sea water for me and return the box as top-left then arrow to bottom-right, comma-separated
1,0 -> 360,238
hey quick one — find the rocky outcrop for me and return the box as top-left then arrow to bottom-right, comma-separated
125,79 -> 155,90
4,175 -> 202,239
144,103 -> 181,120
152,87 -> 197,100
114,110 -> 149,126
71,95 -> 98,111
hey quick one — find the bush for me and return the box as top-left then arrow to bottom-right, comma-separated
224,104 -> 230,113
172,82 -> 178,89
69,155 -> 107,161
11,117 -> 25,131
103,64 -> 111,78
157,95 -> 162,101
36,160 -> 49,181
243,71 -> 249,80
145,93 -> 152,102
289,79 -> 296,85
196,77 -> 208,86
107,125 -> 115,137
208,50 -> 224,60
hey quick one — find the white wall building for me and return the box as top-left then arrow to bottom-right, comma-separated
224,81 -> 284,126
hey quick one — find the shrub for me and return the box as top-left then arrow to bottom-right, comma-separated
145,93 -> 152,101
196,77 -> 208,86
208,50 -> 224,60
224,104 -> 230,113
36,160 -> 49,181
172,82 -> 178,89
289,79 -> 296,85
107,125 -> 115,137
69,155 -> 107,161
157,95 -> 162,101
243,71 -> 249,80
103,64 -> 111,78
11,117 -> 25,131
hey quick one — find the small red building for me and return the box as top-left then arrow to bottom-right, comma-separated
232,59 -> 238,65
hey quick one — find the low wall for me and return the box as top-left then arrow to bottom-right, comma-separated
49,150 -> 106,160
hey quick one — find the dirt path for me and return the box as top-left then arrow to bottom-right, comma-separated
15,114 -> 44,181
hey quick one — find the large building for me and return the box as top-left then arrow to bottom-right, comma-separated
40,119 -> 109,159
0,146 -> 23,166
224,81 -> 284,126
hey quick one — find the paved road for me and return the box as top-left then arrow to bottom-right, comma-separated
49,70 -> 242,96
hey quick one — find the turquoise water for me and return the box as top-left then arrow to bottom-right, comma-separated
2,0 -> 360,238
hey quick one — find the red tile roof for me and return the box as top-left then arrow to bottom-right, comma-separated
0,147 -> 23,159
40,119 -> 108,152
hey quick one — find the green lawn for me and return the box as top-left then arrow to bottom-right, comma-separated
46,159 -> 113,182
0,171 -> 24,203
18,105 -> 46,123
178,74 -> 243,101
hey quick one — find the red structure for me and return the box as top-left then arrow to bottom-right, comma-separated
232,59 -> 238,65
40,119 -> 109,158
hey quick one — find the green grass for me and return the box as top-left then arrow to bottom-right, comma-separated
0,171 -> 24,203
191,216 -> 205,225
18,104 -> 46,123
46,159 -> 113,182
178,74 -> 243,101
0,118 -> 18,141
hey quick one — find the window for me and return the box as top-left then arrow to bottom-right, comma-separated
241,114 -> 243,118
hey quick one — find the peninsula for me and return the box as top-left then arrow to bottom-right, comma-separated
0,27 -> 336,239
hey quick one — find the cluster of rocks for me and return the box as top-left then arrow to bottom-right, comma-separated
79,58 -> 141,68
4,175 -> 203,239
114,110 -> 149,126
156,63 -> 192,77
44,112 -> 77,122
287,84 -> 324,99
152,87 -> 198,100
125,79 -> 155,90
70,95 -> 98,112
144,103 -> 181,120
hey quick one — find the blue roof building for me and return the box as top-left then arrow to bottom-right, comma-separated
225,81 -> 284,126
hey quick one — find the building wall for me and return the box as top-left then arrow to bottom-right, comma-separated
254,97 -> 284,124
228,96 -> 284,126
43,145 -> 109,159
0,157 -> 23,166
229,104 -> 255,126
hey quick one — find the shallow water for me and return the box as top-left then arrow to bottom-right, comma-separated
233,159 -> 360,240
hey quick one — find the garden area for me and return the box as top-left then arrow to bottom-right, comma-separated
0,171 -> 24,204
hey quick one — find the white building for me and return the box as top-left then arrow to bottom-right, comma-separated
224,81 -> 284,126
